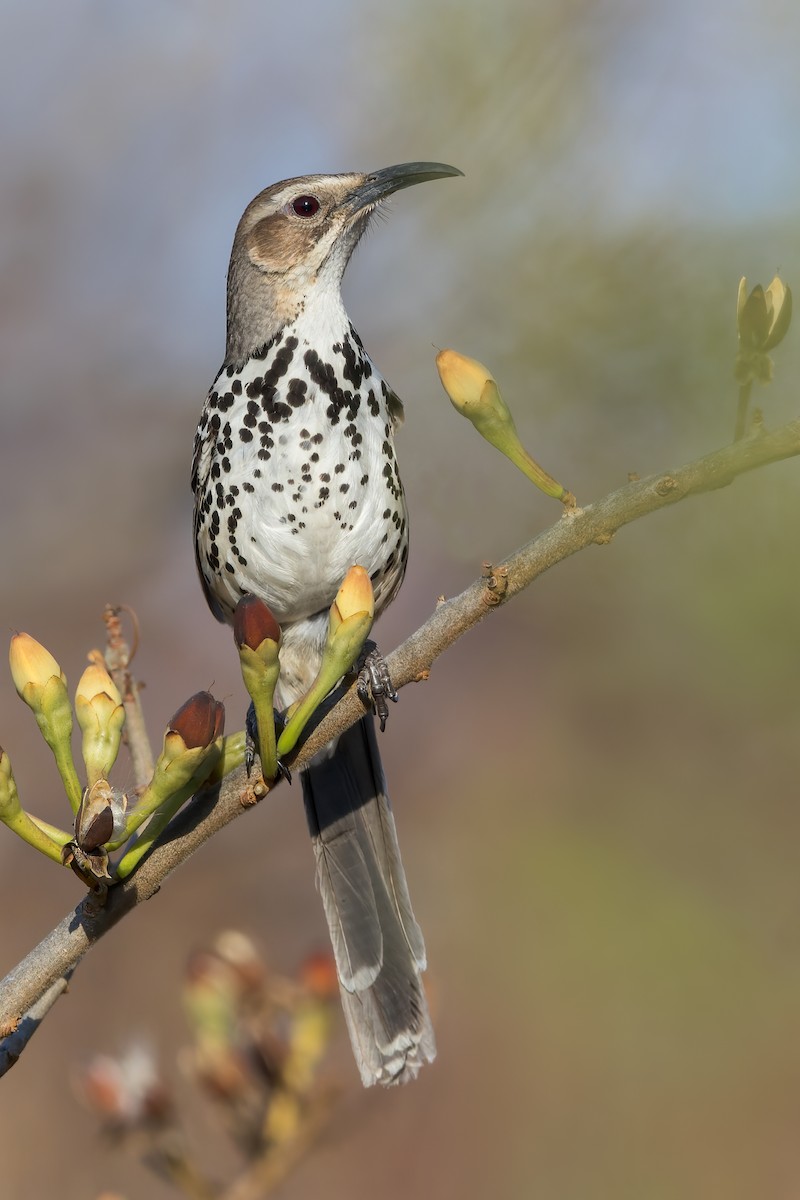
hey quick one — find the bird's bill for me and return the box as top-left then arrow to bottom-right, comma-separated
345,162 -> 463,213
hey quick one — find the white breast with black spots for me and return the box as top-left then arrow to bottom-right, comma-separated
193,324 -> 409,627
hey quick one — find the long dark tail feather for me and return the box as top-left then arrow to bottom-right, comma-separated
301,716 -> 435,1086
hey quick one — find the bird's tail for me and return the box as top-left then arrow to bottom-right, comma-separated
301,715 -> 435,1086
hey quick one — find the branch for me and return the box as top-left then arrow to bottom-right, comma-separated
1,417 -> 798,1055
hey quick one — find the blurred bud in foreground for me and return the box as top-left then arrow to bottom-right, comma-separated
9,633 -> 83,812
298,950 -> 339,1002
277,566 -> 375,758
213,929 -> 269,1000
75,662 -> 126,786
234,595 -> 282,781
183,949 -> 255,1101
737,276 -> 792,353
76,1042 -> 171,1131
436,349 -> 574,505
263,950 -> 337,1145
735,275 -> 793,386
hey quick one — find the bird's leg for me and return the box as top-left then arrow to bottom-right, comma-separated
356,644 -> 398,732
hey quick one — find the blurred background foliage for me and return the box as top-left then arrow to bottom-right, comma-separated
2,1 -> 800,1197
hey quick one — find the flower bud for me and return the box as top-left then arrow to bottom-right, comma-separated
76,1043 -> 171,1129
330,565 -> 374,631
435,348 -> 494,414
276,567 -> 375,758
0,745 -> 69,863
0,746 -> 21,823
234,596 -> 282,781
435,348 -> 573,504
298,950 -> 339,1001
737,275 -> 792,353
111,692 -> 225,867
9,633 -> 83,812
75,663 -> 126,786
167,691 -> 225,752
233,593 -> 282,650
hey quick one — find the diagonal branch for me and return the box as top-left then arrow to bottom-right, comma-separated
1,417 -> 798,1064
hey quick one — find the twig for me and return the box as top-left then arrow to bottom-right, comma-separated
734,380 -> 753,441
103,604 -> 155,789
0,970 -> 74,1077
1,417 -> 798,1048
220,1089 -> 337,1200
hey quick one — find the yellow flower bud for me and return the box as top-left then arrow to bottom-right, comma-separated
8,632 -> 82,812
435,348 -> 494,415
331,565 -> 375,630
436,348 -> 573,504
9,632 -> 65,700
75,663 -> 126,785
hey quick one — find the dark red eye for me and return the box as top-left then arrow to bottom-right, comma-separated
292,195 -> 320,218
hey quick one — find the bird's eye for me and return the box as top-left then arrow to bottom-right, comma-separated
291,195 -> 321,218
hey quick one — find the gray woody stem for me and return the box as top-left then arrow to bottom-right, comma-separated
1,416 -> 798,1060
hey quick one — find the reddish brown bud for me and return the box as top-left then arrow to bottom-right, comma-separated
298,950 -> 339,1000
233,594 -> 281,650
168,691 -> 225,749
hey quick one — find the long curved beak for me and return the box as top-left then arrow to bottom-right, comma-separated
347,161 -> 463,213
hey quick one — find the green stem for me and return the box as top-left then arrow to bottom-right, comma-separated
114,775 -> 207,880
28,814 -> 72,847
1,809 -> 69,864
735,381 -> 753,441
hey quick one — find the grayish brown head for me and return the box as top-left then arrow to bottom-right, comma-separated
225,162 -> 463,365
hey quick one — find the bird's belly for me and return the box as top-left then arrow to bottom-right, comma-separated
224,412 -> 407,624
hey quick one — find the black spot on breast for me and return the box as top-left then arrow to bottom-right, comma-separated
287,378 -> 307,407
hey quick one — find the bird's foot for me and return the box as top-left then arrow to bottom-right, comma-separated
357,646 -> 398,732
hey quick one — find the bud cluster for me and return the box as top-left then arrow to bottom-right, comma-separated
1,628 -> 229,891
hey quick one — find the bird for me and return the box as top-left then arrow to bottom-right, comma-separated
192,162 -> 462,1086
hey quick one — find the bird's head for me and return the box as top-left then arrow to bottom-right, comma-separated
225,162 -> 462,363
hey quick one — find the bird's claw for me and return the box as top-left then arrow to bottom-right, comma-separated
245,702 -> 258,778
357,647 -> 398,732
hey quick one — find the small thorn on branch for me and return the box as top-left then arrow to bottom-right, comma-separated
654,475 -> 679,497
481,563 -> 509,607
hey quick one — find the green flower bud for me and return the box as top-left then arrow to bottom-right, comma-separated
110,692 -> 224,857
277,567 -> 375,758
75,662 -> 126,786
0,746 -> 68,864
